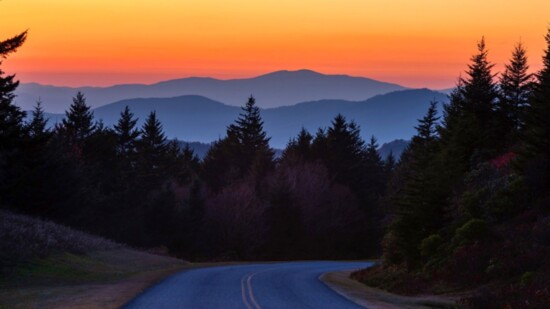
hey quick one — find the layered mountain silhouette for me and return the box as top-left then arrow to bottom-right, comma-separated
37,88 -> 447,149
15,70 -> 405,113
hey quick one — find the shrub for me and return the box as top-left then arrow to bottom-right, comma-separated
520,271 -> 535,287
419,234 -> 443,257
460,188 -> 488,219
453,219 -> 487,246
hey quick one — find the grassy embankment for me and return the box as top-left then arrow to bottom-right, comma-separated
0,210 -> 188,309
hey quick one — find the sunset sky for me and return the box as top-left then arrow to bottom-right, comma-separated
1,0 -> 549,88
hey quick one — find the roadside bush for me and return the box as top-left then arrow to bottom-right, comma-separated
485,175 -> 527,220
419,234 -> 443,257
452,219 -> 487,246
460,188 -> 489,219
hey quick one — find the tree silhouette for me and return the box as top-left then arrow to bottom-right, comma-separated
499,42 -> 533,144
60,92 -> 96,148
227,96 -> 274,174
114,105 -> 140,159
137,111 -> 168,176
0,30 -> 27,210
282,127 -> 313,163
520,28 -> 550,187
28,100 -> 50,139
385,101 -> 444,268
0,31 -> 27,151
203,96 -> 274,189
440,38 -> 499,177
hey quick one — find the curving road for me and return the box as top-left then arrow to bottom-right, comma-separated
124,261 -> 373,309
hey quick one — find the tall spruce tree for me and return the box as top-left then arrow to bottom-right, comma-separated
440,38 -> 499,177
384,151 -> 396,174
282,127 -> 313,163
499,42 -> 533,144
364,135 -> 386,209
311,115 -> 385,209
0,31 -> 27,209
385,101 -> 444,268
137,111 -> 168,174
203,96 -> 274,189
227,96 -> 274,173
28,100 -> 50,139
317,115 -> 366,183
520,28 -> 550,186
114,105 -> 140,159
60,92 -> 96,147
0,31 -> 27,151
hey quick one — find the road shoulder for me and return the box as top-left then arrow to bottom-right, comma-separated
320,270 -> 460,309
0,249 -> 188,309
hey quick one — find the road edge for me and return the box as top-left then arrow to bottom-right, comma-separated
320,270 -> 460,309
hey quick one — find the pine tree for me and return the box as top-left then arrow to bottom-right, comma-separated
320,115 -> 367,181
499,42 -> 533,143
366,135 -> 383,167
282,127 -> 313,162
385,102 -> 444,268
520,28 -> 550,185
28,99 -> 50,139
203,96 -> 274,189
113,105 -> 140,158
439,38 -> 500,176
61,92 -> 96,146
137,111 -> 168,174
0,31 -> 27,209
0,31 -> 27,151
227,96 -> 274,172
310,114 -> 385,209
384,151 -> 396,174
364,135 -> 386,205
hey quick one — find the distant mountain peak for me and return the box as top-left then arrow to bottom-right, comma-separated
256,69 -> 325,79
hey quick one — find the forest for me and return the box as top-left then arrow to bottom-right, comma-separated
1,28 -> 549,306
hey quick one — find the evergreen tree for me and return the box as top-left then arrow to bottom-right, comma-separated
0,31 -> 27,151
282,127 -> 313,163
227,96 -> 274,174
113,105 -> 140,159
27,99 -> 50,139
499,42 -> 533,143
203,96 -> 274,189
364,135 -> 386,205
384,151 -> 396,175
310,115 -> 385,210
365,136 -> 383,167
320,115 -> 367,184
0,31 -> 27,209
439,38 -> 500,177
520,28 -> 550,186
385,102 -> 444,268
137,111 -> 168,175
60,92 -> 96,147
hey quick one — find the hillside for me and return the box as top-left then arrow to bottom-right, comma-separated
0,210 -> 186,308
15,69 -> 406,112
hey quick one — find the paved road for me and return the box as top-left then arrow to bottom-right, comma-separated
124,261 -> 373,309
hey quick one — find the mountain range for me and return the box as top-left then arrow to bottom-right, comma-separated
15,70 -> 406,113
38,88 -> 448,149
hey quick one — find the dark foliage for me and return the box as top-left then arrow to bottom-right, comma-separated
354,32 -> 550,308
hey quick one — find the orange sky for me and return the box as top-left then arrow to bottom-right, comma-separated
1,0 -> 549,88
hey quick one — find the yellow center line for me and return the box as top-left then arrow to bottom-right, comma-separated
247,272 -> 262,309
241,269 -> 271,309
241,273 -> 254,309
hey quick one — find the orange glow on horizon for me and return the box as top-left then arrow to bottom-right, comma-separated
1,0 -> 549,88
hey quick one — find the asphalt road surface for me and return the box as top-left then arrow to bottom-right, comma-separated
124,261 -> 374,309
